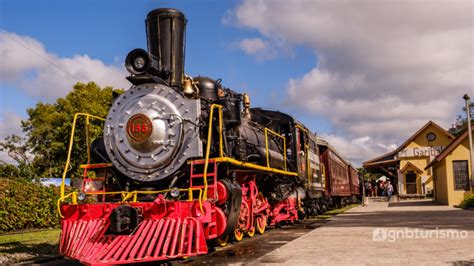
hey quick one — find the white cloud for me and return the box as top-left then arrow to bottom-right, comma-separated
237,37 -> 283,61
321,134 -> 397,167
239,38 -> 268,54
0,30 -> 129,100
0,30 -> 130,163
228,0 -> 474,163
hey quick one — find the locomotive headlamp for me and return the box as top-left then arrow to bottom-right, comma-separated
170,187 -> 180,198
133,56 -> 146,69
125,48 -> 150,75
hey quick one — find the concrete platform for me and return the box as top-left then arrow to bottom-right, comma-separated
254,200 -> 474,265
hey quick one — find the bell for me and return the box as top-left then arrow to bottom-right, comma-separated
183,78 -> 195,96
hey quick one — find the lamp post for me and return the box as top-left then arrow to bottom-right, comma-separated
463,94 -> 473,189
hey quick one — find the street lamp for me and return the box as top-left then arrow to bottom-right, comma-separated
463,94 -> 473,189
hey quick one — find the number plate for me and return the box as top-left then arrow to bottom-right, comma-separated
126,114 -> 153,143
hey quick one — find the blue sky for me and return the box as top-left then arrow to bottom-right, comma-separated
1,0 -> 472,165
0,0 -> 326,128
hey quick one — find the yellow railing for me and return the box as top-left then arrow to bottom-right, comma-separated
264,128 -> 287,170
200,104 -> 298,197
202,104 -> 223,200
57,188 -> 204,218
60,113 -> 105,199
58,113 -> 206,218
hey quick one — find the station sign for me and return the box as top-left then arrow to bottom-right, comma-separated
397,146 -> 445,158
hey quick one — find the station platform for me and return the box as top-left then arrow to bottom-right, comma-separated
251,200 -> 474,265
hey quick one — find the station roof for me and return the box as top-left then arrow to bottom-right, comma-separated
363,121 -> 453,167
401,161 -> 424,174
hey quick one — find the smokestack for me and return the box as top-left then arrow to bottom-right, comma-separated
146,8 -> 187,87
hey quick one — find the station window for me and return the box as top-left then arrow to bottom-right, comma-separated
453,160 -> 470,191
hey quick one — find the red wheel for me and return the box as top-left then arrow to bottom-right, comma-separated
256,216 -> 266,234
247,225 -> 255,237
234,228 -> 244,242
217,235 -> 229,247
254,192 -> 269,235
234,201 -> 250,241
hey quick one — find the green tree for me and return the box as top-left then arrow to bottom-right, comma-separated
21,82 -> 123,178
357,167 -> 371,181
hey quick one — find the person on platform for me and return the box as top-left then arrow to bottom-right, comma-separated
365,181 -> 372,197
379,180 -> 385,196
386,181 -> 394,202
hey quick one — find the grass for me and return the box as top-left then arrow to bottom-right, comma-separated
0,229 -> 60,263
315,204 -> 359,219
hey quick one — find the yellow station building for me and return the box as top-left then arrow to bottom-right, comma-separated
363,121 -> 454,196
425,126 -> 473,206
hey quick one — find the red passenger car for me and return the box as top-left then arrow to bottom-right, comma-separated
321,149 -> 351,200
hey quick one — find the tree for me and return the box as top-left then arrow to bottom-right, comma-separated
449,102 -> 474,136
357,167 -> 371,181
21,82 -> 123,178
0,134 -> 37,181
0,135 -> 31,165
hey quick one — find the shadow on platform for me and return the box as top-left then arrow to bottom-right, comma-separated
323,201 -> 474,231
388,200 -> 439,207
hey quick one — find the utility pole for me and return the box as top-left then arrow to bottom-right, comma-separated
463,94 -> 473,190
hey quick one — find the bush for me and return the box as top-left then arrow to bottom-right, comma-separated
459,194 -> 474,209
0,178 -> 70,233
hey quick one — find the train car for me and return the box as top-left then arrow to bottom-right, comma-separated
317,138 -> 354,207
321,149 -> 350,199
56,8 -> 360,265
348,164 -> 360,202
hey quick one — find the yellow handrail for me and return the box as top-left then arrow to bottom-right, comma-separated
212,157 -> 298,176
264,128 -> 287,171
58,112 -> 208,218
203,104 -> 224,201
86,115 -> 91,165
60,113 -> 105,199
200,104 -> 299,191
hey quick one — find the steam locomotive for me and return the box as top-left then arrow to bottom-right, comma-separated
58,8 -> 360,265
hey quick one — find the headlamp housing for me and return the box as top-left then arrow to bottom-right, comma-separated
125,48 -> 151,75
